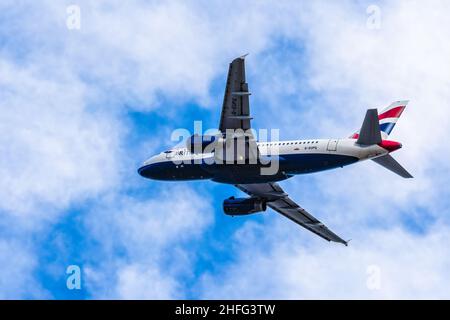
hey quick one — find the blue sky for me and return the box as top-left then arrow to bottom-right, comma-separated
1,0 -> 450,299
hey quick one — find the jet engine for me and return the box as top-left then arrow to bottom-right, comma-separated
223,197 -> 267,215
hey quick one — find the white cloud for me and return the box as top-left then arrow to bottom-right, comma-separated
0,59 -> 122,221
115,264 -> 179,300
0,240 -> 49,299
83,185 -> 214,299
199,222 -> 450,299
1,0 -> 295,111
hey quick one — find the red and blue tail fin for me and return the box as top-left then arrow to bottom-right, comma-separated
378,100 -> 408,139
350,100 -> 408,139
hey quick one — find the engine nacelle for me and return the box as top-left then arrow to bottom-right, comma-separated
223,197 -> 267,216
187,134 -> 219,153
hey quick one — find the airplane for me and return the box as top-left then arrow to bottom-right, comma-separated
138,55 -> 412,246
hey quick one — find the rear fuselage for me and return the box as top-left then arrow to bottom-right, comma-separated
138,138 -> 400,184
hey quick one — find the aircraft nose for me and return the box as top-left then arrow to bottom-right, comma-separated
138,162 -> 158,179
137,164 -> 147,177
138,156 -> 158,178
138,155 -> 171,180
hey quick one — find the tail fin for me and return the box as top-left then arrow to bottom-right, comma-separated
356,109 -> 382,145
350,100 -> 409,139
378,100 -> 408,139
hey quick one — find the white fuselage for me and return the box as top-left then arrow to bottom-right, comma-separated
138,138 -> 392,184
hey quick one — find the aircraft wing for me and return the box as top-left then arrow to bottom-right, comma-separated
236,183 -> 348,246
219,55 -> 253,133
217,55 -> 259,161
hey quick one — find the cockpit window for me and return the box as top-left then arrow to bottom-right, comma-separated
163,150 -> 173,154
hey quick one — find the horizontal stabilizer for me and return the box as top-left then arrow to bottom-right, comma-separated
357,109 -> 382,145
372,154 -> 413,178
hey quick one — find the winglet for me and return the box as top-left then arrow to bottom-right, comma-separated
239,53 -> 249,60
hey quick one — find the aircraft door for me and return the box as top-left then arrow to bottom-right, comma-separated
327,139 -> 338,151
